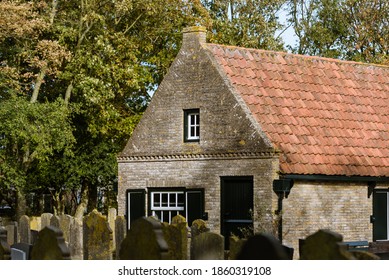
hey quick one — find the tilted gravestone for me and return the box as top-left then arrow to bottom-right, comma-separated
83,209 -> 113,260
191,232 -> 224,260
115,216 -> 127,260
119,217 -> 169,260
18,215 -> 31,244
0,227 -> 11,260
299,229 -> 353,260
236,233 -> 289,260
30,226 -> 71,260
69,218 -> 83,260
41,213 -> 53,230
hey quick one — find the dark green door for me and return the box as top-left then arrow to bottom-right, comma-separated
126,189 -> 146,230
373,190 -> 389,241
186,189 -> 205,226
221,176 -> 253,248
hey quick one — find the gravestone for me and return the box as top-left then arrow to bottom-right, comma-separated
170,215 -> 189,260
29,216 -> 41,231
19,215 -> 31,244
162,222 -> 182,260
119,217 -> 169,260
30,229 -> 39,245
69,218 -> 83,260
83,209 -> 113,260
108,208 -> 117,251
6,222 -> 18,246
41,213 -> 53,230
299,229 -> 353,260
190,219 -> 210,239
115,216 -> 127,260
31,226 -> 71,260
50,215 -> 60,228
0,227 -> 11,260
11,243 -> 32,260
236,233 -> 289,260
229,235 -> 246,260
191,232 -> 224,260
58,214 -> 73,243
11,247 -> 26,260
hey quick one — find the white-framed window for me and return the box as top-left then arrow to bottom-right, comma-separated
184,109 -> 200,142
150,191 -> 185,223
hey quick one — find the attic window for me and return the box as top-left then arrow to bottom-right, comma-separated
184,109 -> 200,142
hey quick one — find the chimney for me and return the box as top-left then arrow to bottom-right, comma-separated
182,26 -> 206,49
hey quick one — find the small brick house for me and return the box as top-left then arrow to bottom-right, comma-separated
117,27 -> 389,252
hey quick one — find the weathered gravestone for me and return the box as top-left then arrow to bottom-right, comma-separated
162,216 -> 188,260
108,208 -> 117,251
115,216 -> 127,260
29,216 -> 41,231
191,232 -> 224,260
6,222 -> 18,246
119,217 -> 169,260
19,215 -> 31,244
58,214 -> 73,243
299,229 -> 352,260
229,235 -> 246,260
41,213 -> 53,230
30,230 -> 39,245
30,226 -> 71,260
83,209 -> 113,260
0,227 -> 11,260
236,233 -> 289,260
69,218 -> 83,260
190,219 -> 210,239
50,215 -> 60,228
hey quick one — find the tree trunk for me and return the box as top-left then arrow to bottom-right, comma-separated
15,188 -> 26,222
64,81 -> 73,105
30,66 -> 47,103
74,182 -> 89,220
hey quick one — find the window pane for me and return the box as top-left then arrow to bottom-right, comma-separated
162,193 -> 168,207
177,193 -> 184,207
190,127 -> 195,137
153,193 -> 160,207
170,193 -> 176,206
190,115 -> 195,125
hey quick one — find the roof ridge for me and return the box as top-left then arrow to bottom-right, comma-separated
206,43 -> 389,70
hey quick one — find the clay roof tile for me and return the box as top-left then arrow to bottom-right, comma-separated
207,44 -> 389,177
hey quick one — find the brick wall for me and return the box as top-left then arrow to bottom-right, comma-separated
118,155 -> 279,234
282,181 -> 389,256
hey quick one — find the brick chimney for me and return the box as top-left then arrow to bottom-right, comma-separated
182,26 -> 206,49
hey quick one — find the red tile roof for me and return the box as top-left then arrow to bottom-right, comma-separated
207,44 -> 389,177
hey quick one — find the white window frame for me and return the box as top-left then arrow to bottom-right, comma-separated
184,109 -> 200,141
150,191 -> 185,223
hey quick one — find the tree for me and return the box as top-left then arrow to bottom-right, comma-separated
0,0 -> 212,217
202,0 -> 286,50
287,0 -> 389,64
